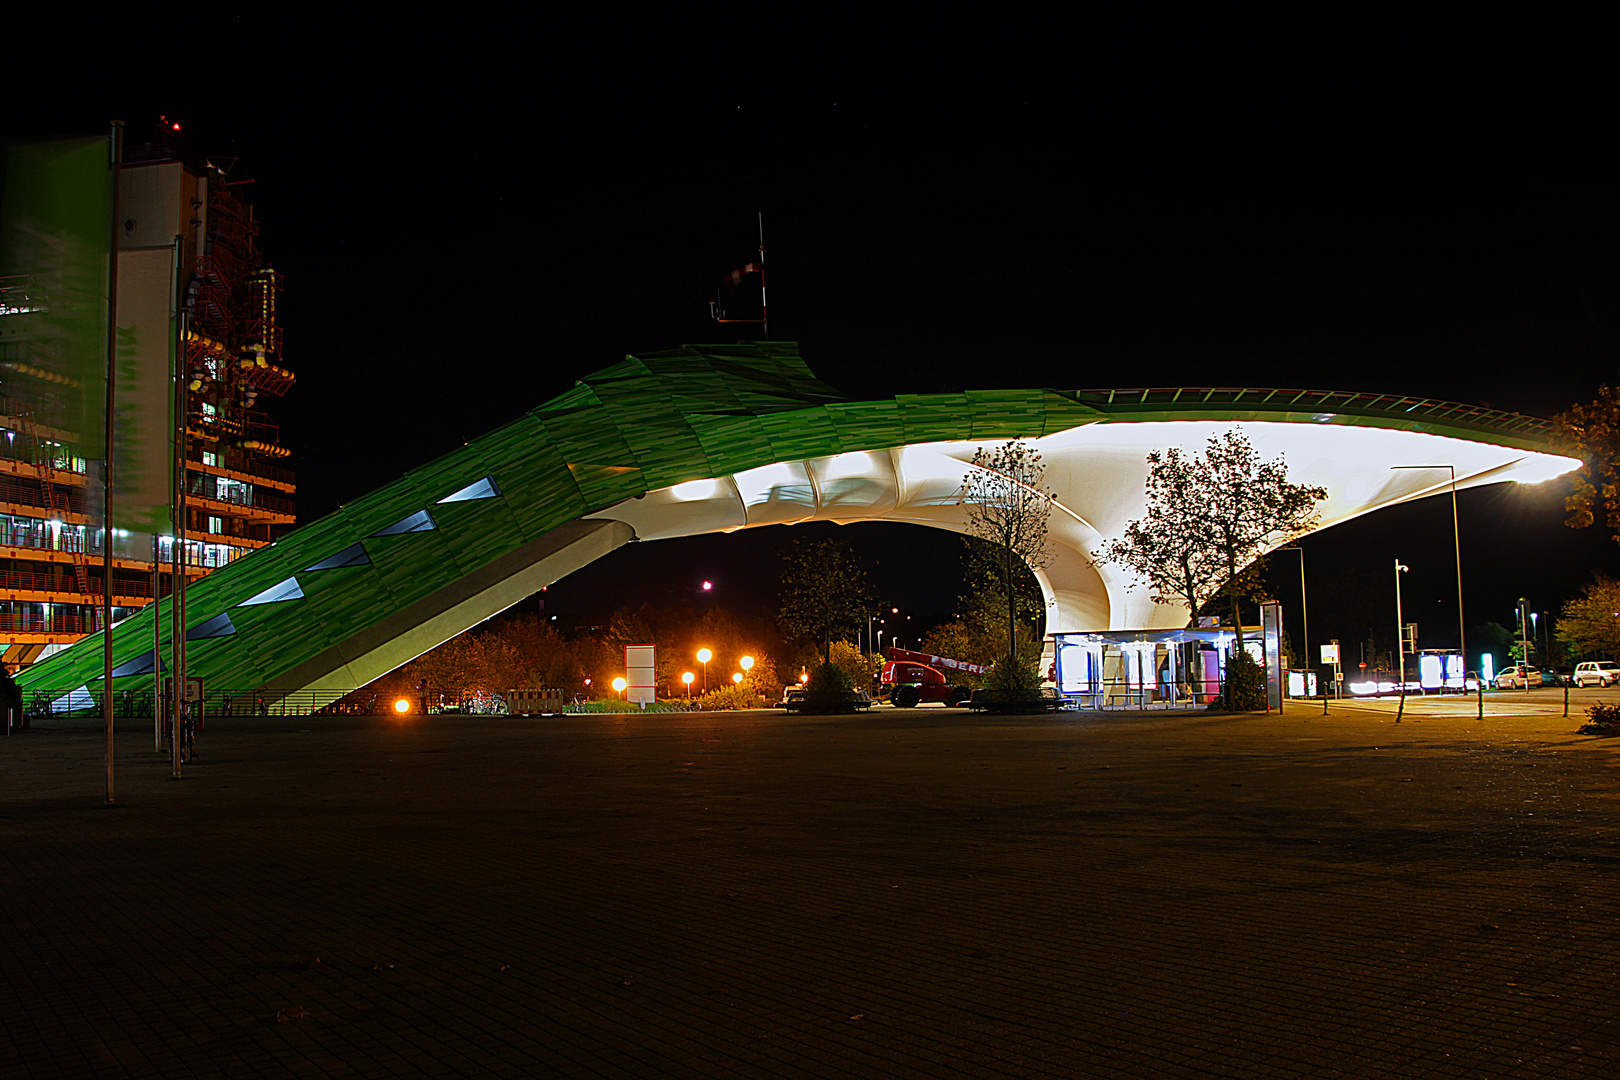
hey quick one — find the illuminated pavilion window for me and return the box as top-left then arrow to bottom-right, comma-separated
437,476 -> 501,504
305,542 -> 371,571
236,577 -> 305,607
370,509 -> 436,537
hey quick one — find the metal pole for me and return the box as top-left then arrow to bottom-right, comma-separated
1448,467 -> 1465,688
103,121 -> 123,805
756,212 -> 767,338
1395,560 -> 1408,723
170,240 -> 185,779
1519,598 -> 1531,677
153,533 -> 161,751
1281,546 -> 1309,695
1393,464 -> 1466,690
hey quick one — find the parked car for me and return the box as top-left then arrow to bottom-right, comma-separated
1495,665 -> 1543,689
1542,668 -> 1570,687
1573,661 -> 1620,688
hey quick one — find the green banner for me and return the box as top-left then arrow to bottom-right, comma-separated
0,135 -> 112,459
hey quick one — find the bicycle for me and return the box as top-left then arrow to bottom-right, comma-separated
161,709 -> 199,764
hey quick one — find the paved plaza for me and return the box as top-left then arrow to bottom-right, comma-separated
4,695 -> 1619,1078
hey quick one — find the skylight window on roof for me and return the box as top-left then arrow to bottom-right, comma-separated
110,650 -> 160,677
437,476 -> 501,504
186,612 -> 238,640
305,543 -> 372,571
370,509 -> 436,536
237,577 -> 305,607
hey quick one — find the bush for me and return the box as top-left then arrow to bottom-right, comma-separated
1579,702 -> 1620,735
984,654 -> 1040,692
798,662 -> 861,714
1217,648 -> 1268,711
807,662 -> 853,695
564,697 -> 690,713
696,682 -> 769,710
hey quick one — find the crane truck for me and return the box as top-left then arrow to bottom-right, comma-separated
880,647 -> 988,707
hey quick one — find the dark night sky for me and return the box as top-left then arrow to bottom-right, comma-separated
5,8 -> 1617,654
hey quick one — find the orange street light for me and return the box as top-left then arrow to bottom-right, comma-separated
682,671 -> 695,698
732,671 -> 743,685
612,676 -> 626,700
697,648 -> 713,690
740,654 -> 755,672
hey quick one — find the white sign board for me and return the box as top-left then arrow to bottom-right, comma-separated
624,643 -> 656,705
1320,643 -> 1341,664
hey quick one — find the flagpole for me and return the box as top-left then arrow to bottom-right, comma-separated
103,121 -> 122,805
170,235 -> 185,779
757,211 -> 767,338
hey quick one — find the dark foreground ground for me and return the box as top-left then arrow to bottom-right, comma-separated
3,700 -> 1618,1079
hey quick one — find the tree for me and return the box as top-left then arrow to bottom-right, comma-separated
1103,430 -> 1327,629
824,639 -> 881,695
1100,445 -> 1227,624
962,439 -> 1054,663
1556,576 -> 1620,659
1553,386 -> 1620,543
916,539 -> 1047,677
777,534 -> 876,663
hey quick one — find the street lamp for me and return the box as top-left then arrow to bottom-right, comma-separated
1395,560 -> 1410,691
740,655 -> 755,673
612,676 -> 626,700
682,671 -> 694,699
696,647 -> 712,690
1278,546 -> 1309,692
732,672 -> 743,685
1392,464 -> 1466,683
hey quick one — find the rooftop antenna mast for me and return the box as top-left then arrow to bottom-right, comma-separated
709,212 -> 767,337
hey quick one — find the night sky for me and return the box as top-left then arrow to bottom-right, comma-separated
6,9 -> 1616,656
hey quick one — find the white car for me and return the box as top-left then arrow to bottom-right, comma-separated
1573,661 -> 1620,688
1495,665 -> 1543,690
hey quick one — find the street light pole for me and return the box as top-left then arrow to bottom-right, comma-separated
1280,546 -> 1308,689
1395,559 -> 1410,690
1393,464 -> 1466,685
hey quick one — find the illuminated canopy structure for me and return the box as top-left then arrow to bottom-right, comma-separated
18,343 -> 1581,704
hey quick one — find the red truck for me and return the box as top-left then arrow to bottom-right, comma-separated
881,647 -> 988,707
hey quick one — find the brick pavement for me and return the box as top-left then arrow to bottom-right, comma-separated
3,700 -> 1619,1079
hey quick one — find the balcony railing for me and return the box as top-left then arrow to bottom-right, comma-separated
0,612 -> 101,634
0,569 -> 156,599
187,475 -> 296,516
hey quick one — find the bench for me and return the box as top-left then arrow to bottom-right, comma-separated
968,687 -> 1075,713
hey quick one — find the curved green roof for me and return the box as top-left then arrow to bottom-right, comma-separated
17,342 -> 1570,705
